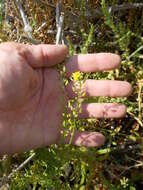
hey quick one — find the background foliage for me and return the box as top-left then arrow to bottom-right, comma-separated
0,0 -> 143,189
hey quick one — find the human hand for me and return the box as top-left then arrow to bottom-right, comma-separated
0,42 -> 132,155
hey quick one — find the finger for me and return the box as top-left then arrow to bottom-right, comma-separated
66,80 -> 132,98
66,53 -> 121,77
79,103 -> 126,118
0,42 -> 68,68
26,44 -> 68,68
63,130 -> 105,147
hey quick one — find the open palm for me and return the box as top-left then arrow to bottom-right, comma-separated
0,42 -> 131,155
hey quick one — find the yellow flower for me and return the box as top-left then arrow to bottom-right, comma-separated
72,71 -> 81,81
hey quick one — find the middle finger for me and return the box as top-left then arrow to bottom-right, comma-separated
66,80 -> 132,98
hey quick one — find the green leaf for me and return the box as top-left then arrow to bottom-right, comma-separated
130,186 -> 136,190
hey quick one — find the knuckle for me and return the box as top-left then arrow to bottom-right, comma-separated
38,46 -> 48,66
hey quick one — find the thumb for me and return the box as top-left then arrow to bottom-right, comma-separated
26,44 -> 68,68
0,42 -> 68,68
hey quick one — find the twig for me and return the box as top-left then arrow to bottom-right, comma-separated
8,153 -> 35,179
129,45 -> 143,59
127,111 -> 143,127
15,0 -> 39,44
56,2 -> 60,29
15,0 -> 32,38
56,2 -> 64,45
86,3 -> 143,19
125,155 -> 143,164
36,22 -> 47,33
47,29 -> 76,35
110,3 -> 143,13
118,162 -> 143,177
38,0 -> 55,8
21,35 -> 41,45
56,13 -> 64,45
138,81 -> 143,122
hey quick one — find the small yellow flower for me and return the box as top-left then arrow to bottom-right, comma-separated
72,71 -> 81,81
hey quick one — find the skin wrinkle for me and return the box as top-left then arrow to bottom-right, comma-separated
29,69 -> 45,149
51,70 -> 64,144
80,135 -> 91,146
0,60 -> 39,111
102,105 -> 109,118
28,45 -> 68,68
66,56 -> 75,77
108,81 -> 112,97
18,51 -> 41,98
40,68 -> 63,146
26,45 -> 46,67
38,46 -> 49,67
18,44 -> 35,68
110,108 -> 117,112
9,69 -> 43,154
10,87 -> 40,153
0,72 -> 41,113
103,104 -> 117,117
80,134 -> 93,146
102,104 -> 125,118
41,69 -> 47,147
74,132 -> 104,147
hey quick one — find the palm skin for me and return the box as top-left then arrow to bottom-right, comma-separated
0,42 -> 132,155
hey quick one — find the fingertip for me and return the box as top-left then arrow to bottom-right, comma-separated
72,131 -> 105,147
100,53 -> 121,69
117,104 -> 127,118
56,44 -> 68,54
62,44 -> 69,52
86,132 -> 105,147
94,132 -> 105,147
114,54 -> 121,68
124,82 -> 132,96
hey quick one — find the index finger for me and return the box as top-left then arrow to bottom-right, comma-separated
66,53 -> 121,77
0,42 -> 68,68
